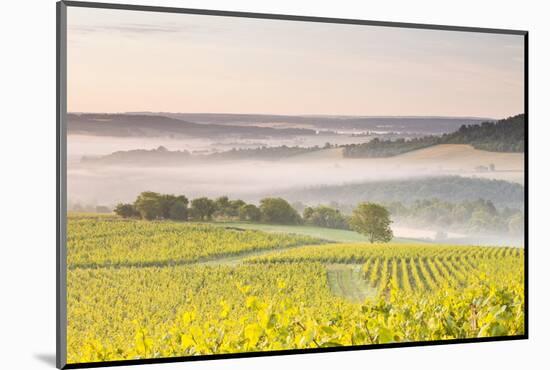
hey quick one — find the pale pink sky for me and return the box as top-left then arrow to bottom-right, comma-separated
67,7 -> 524,118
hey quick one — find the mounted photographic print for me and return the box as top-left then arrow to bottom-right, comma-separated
56,1 -> 527,368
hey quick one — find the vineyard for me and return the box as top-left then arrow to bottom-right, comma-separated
68,214 -> 322,268
246,244 -> 523,295
66,214 -> 524,364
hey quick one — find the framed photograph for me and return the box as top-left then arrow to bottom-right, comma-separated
57,1 -> 527,368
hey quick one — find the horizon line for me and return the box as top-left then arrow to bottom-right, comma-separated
67,111 -> 511,121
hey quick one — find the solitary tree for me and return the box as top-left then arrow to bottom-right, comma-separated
350,202 -> 393,243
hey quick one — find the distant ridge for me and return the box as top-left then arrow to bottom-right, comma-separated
67,113 -> 322,138
122,112 -> 491,134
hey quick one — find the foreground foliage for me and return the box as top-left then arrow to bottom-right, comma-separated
68,259 -> 523,363
66,215 -> 524,364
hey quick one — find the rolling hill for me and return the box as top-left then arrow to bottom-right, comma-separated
130,112 -> 489,134
67,113 -> 323,138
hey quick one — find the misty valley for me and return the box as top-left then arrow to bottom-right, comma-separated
67,112 -> 525,246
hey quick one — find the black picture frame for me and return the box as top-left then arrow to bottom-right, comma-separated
56,1 -> 529,368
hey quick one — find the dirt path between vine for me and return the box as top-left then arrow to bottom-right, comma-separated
326,264 -> 377,302
200,249 -> 377,303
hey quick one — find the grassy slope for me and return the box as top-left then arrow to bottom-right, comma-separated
208,221 -> 426,244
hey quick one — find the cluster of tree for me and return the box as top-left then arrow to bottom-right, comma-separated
381,198 -> 523,235
342,114 -> 524,157
114,192 -> 190,220
114,192 -> 304,225
302,205 -> 349,229
113,192 -> 394,243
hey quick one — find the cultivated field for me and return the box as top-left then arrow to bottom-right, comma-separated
68,214 -> 321,268
67,214 -> 524,364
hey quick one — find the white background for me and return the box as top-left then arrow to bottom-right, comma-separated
0,0 -> 547,369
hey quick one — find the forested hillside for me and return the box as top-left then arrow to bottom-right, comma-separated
278,176 -> 524,209
343,114 -> 524,157
442,114 -> 524,152
343,136 -> 439,157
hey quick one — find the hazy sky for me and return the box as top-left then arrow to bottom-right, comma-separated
67,7 -> 524,118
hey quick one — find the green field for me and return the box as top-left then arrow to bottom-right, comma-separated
208,221 -> 424,244
67,214 -> 524,364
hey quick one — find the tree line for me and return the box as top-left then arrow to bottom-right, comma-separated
82,189 -> 523,238
114,192 -> 344,226
114,192 -> 393,243
114,192 -> 260,222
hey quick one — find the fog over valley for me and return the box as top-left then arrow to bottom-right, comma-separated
67,113 -> 525,246
68,142 -> 524,204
